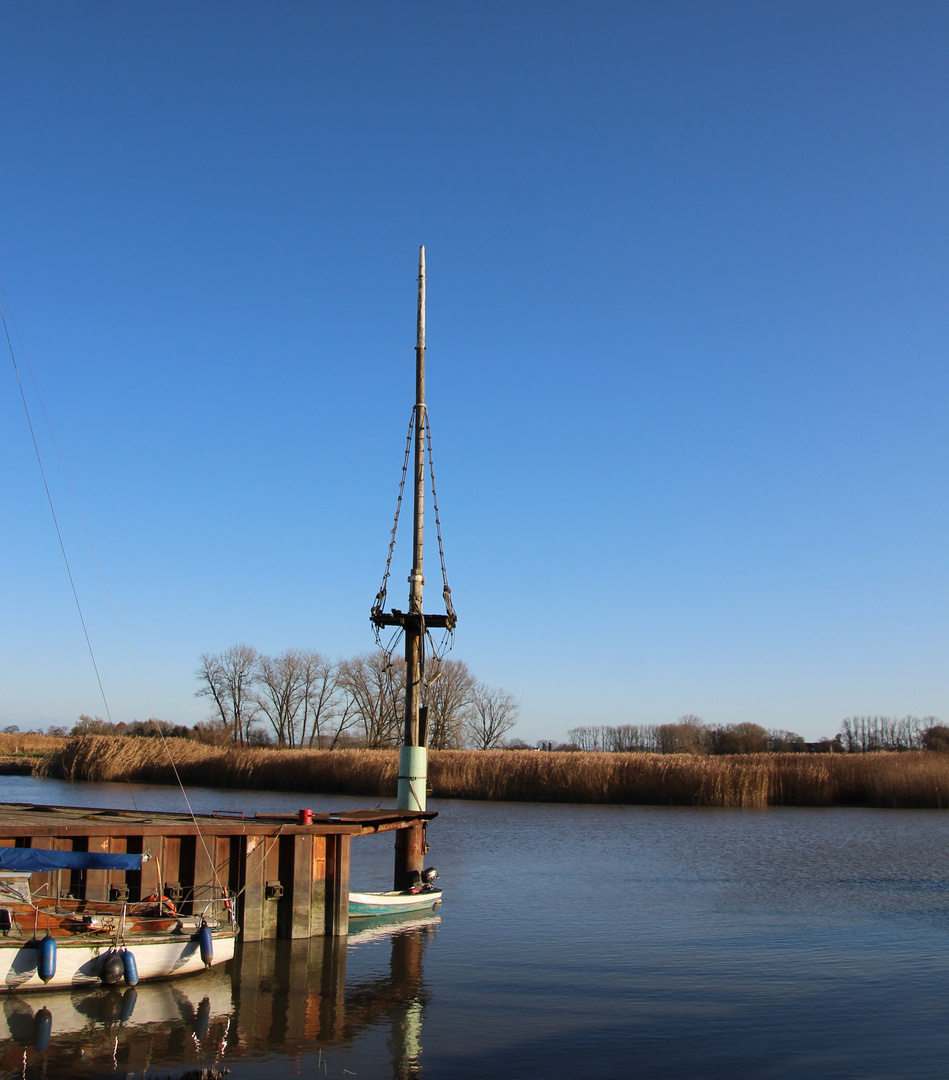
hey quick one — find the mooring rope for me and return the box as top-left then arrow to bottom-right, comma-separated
0,287 -> 116,732
0,281 -> 228,897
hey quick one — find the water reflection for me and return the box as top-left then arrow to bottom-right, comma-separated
0,969 -> 233,1076
1,913 -> 439,1078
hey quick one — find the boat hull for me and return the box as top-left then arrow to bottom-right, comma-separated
0,933 -> 236,992
348,889 -> 443,919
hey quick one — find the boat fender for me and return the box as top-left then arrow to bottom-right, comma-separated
37,933 -> 56,984
99,951 -> 125,986
32,1007 -> 52,1052
196,922 -> 213,967
120,987 -> 138,1024
123,949 -> 139,986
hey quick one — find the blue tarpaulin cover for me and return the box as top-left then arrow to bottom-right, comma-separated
0,848 -> 143,873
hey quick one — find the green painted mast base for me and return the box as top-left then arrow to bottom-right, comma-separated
397,745 -> 428,813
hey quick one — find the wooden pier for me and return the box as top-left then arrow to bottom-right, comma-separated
0,802 -> 435,939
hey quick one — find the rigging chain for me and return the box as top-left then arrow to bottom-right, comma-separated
372,407 -> 457,675
371,409 -> 415,647
423,412 -> 456,657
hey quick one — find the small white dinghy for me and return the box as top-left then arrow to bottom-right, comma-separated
349,868 -> 442,920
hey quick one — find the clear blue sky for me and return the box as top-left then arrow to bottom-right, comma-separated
1,2 -> 946,743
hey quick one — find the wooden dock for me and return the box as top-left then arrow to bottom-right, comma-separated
0,802 -> 435,939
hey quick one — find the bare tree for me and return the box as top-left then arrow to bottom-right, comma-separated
253,649 -> 308,748
423,657 -> 475,749
657,715 -> 708,755
340,651 -> 405,748
567,725 -> 606,751
195,644 -> 259,745
297,652 -> 355,749
466,683 -> 519,750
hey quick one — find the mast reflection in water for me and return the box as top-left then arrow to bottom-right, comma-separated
0,911 -> 438,1079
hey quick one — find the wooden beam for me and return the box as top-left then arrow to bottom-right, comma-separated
290,834 -> 315,939
371,611 -> 456,630
86,835 -> 113,902
325,834 -> 350,937
240,835 -> 266,943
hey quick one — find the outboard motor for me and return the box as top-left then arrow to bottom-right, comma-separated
421,867 -> 439,891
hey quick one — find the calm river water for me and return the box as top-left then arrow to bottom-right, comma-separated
1,775 -> 949,1078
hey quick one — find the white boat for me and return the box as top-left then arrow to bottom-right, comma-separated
348,888 -> 443,919
0,859 -> 236,992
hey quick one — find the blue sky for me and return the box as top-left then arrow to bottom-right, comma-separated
1,2 -> 946,743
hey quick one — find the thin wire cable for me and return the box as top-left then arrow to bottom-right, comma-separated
1,295 -> 114,728
0,279 -> 157,725
1,283 -> 227,893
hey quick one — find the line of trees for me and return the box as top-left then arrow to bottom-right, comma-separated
838,715 -> 945,753
566,715 -> 947,755
194,644 -> 519,751
567,718 -> 812,755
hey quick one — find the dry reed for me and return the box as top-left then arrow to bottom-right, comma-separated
21,737 -> 949,809
0,732 -> 66,757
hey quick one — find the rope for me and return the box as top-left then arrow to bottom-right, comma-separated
2,279 -> 166,757
0,281 -> 228,896
1,293 -> 116,732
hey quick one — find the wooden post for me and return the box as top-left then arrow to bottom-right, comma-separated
161,835 -> 182,902
394,823 -> 426,894
140,838 -> 161,898
327,834 -> 351,936
241,835 -> 266,943
291,834 -> 315,938
192,835 -> 215,913
85,836 -> 111,902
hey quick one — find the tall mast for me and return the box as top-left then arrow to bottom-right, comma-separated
394,247 -> 428,890
404,245 -> 425,748
370,246 -> 456,890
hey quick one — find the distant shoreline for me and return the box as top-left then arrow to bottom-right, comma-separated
2,733 -> 948,810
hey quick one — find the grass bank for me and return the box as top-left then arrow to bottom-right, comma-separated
21,736 -> 949,809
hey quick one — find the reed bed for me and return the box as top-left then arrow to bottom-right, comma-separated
27,737 -> 949,809
0,732 -> 66,757
40,737 -> 399,798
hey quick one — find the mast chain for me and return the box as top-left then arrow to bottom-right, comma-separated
372,408 -> 415,642
424,413 -> 456,630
